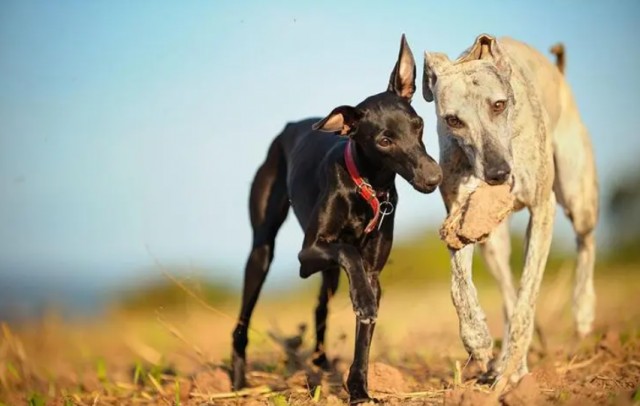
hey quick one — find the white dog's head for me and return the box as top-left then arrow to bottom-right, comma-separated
423,34 -> 515,185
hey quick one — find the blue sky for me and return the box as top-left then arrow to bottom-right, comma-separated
1,1 -> 639,299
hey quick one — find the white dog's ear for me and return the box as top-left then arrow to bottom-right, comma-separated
312,105 -> 364,136
458,34 -> 511,78
423,52 -> 450,103
387,34 -> 416,101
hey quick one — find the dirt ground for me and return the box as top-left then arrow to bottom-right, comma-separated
1,269 -> 639,405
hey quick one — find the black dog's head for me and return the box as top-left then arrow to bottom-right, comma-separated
312,35 -> 442,194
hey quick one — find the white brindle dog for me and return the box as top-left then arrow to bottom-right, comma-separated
422,34 -> 599,385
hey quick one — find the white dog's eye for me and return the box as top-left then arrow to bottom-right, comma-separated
492,100 -> 507,114
445,115 -> 465,129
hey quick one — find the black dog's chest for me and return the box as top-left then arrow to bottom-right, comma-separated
351,199 -> 376,231
344,195 -> 395,246
341,207 -> 371,246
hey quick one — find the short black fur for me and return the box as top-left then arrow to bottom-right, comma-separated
231,35 -> 442,404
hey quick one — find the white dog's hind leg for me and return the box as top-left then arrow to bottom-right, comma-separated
497,193 -> 556,383
553,121 -> 598,337
450,244 -> 493,370
479,219 -> 516,360
573,230 -> 596,336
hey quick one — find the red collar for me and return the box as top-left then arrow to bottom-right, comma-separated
344,140 -> 390,234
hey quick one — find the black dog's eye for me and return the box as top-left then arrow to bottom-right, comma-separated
377,137 -> 392,148
492,100 -> 507,114
445,115 -> 464,129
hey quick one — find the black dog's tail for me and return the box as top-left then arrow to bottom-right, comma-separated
549,42 -> 565,75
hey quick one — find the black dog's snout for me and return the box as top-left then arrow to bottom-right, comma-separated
485,164 -> 511,185
409,158 -> 442,193
426,171 -> 443,189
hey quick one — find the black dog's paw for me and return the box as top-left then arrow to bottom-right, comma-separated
311,352 -> 332,371
230,353 -> 247,390
349,395 -> 379,405
347,371 -> 376,404
348,386 -> 378,405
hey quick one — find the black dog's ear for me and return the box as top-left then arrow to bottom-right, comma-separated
387,34 -> 416,101
312,105 -> 364,135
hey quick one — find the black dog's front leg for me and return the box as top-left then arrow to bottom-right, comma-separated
298,241 -> 377,323
347,272 -> 381,404
299,243 -> 379,403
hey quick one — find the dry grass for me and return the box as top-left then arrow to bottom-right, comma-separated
1,269 -> 640,405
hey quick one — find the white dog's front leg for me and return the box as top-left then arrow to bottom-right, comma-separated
479,219 -> 516,363
450,244 -> 493,370
494,193 -> 556,385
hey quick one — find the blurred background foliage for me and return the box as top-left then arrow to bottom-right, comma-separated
3,181 -> 638,321
117,171 -> 640,314
115,271 -> 235,313
116,165 -> 640,313
606,165 -> 640,263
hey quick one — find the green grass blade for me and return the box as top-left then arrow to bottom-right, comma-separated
96,358 -> 108,383
133,362 -> 143,385
453,360 -> 462,386
6,362 -> 20,380
270,393 -> 289,406
28,392 -> 45,406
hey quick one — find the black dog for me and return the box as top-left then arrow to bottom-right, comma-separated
231,35 -> 442,404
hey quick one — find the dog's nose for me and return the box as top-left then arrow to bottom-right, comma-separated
419,167 -> 443,193
427,172 -> 443,189
485,165 -> 511,185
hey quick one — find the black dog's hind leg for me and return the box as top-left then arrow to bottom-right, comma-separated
232,139 -> 289,389
312,268 -> 340,369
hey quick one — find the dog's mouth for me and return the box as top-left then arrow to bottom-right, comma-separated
400,157 -> 442,194
482,173 -> 516,191
409,177 -> 440,194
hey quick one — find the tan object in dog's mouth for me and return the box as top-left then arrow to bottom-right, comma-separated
440,182 -> 515,250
